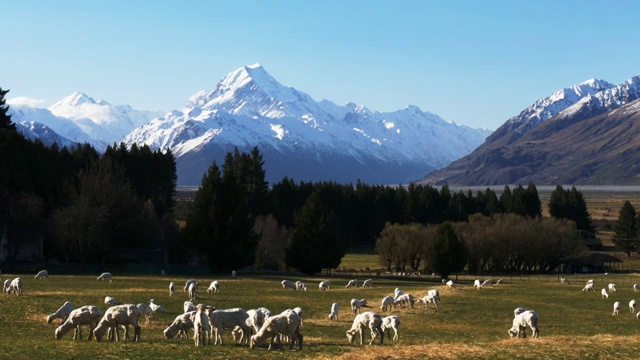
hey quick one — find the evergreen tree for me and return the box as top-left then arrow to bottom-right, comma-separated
425,223 -> 468,278
549,185 -> 595,237
0,87 -> 16,132
613,200 -> 638,256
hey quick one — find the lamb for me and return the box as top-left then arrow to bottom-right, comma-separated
169,282 -> 176,297
163,311 -> 196,339
612,301 -> 621,316
47,301 -> 74,324
192,305 -> 210,347
208,308 -> 250,345
184,279 -> 198,293
136,303 -> 154,323
608,283 -> 617,292
8,277 -> 23,295
250,309 -> 303,350
149,299 -> 163,314
319,280 -> 331,291
351,298 -> 369,314
446,280 -> 456,289
560,277 -> 569,285
417,294 -> 439,310
55,305 -> 103,340
93,304 -> 142,342
188,282 -> 197,302
634,284 -> 640,292
346,279 -> 359,288
97,272 -> 112,282
630,300 -> 637,314
345,311 -> 384,345
473,279 -> 481,289
295,281 -> 307,291
508,310 -> 539,338
281,279 -> 296,290
184,301 -> 196,313
586,279 -> 594,286
481,279 -> 493,287
380,296 -> 395,312
207,280 -> 220,295
329,303 -> 339,321
601,288 -> 609,299
582,283 -> 594,292
394,294 -> 415,309
35,269 -> 49,280
104,296 -> 118,306
381,315 -> 400,341
427,289 -> 440,302
394,287 -> 403,299
362,279 -> 373,288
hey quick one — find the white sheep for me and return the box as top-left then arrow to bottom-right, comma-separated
97,272 -> 112,282
612,301 -> 621,316
381,315 -> 400,341
184,301 -> 196,313
418,294 -> 439,310
47,301 -> 74,324
35,269 -> 49,280
104,296 -> 118,306
636,311 -> 640,320
446,280 -> 456,289
292,306 -> 304,326
496,278 -> 504,284
345,311 -> 384,345
136,303 -> 154,323
231,308 -> 267,343
582,283 -> 594,292
319,280 -> 331,291
207,281 -> 220,295
427,289 -> 440,302
208,308 -> 250,345
149,299 -> 164,314
608,283 -> 617,292
163,310 -> 196,339
346,279 -> 359,288
55,305 -> 103,340
295,281 -> 307,291
380,296 -> 394,312
184,279 -> 197,292
508,310 -> 539,338
3,279 -> 10,293
329,303 -> 339,321
188,282 -> 197,302
169,282 -> 176,297
8,277 -> 23,295
394,287 -> 403,299
93,304 -> 142,342
192,305 -> 210,347
395,294 -> 415,309
351,298 -> 369,314
481,279 -> 493,287
362,279 -> 373,288
473,279 -> 481,289
601,288 -> 609,299
634,284 -> 640,292
281,279 -> 296,290
250,309 -> 303,350
560,277 -> 569,285
630,300 -> 637,314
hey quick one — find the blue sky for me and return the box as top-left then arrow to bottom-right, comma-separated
4,0 -> 640,130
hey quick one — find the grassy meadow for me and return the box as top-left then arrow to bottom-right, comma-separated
3,272 -> 640,359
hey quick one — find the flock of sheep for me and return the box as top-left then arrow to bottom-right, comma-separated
577,277 -> 640,318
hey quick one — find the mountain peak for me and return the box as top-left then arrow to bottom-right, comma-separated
51,92 -> 97,108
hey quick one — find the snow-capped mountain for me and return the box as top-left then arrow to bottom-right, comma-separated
15,121 -> 77,149
125,63 -> 491,185
49,92 -> 163,146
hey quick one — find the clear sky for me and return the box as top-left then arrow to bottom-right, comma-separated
4,0 -> 640,130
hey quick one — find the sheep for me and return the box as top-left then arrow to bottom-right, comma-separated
481,279 -> 493,287
55,305 -> 103,340
184,301 -> 196,313
47,301 -> 74,325
394,287 -> 403,300
136,303 -> 154,323
319,280 -> 331,291
630,300 -> 637,314
496,278 -> 504,284
295,281 -> 307,291
446,280 -> 456,289
8,277 -> 23,295
560,277 -> 569,285
329,303 -> 339,321
345,311 -> 384,345
636,311 -> 640,320
351,298 -> 369,314
346,279 -> 359,289
184,279 -> 198,293
35,270 -> 49,280
362,279 -> 373,288
163,311 -> 196,339
208,308 -> 250,345
601,288 -> 609,299
582,283 -> 594,292
612,301 -> 621,316
250,309 -> 303,350
418,294 -> 439,310
232,270 -> 236,279
97,272 -> 112,282
513,307 -> 528,318
188,282 -> 197,302
586,279 -> 594,285
380,296 -> 395,312
634,284 -> 640,292
3,279 -> 10,293
192,305 -> 210,347
427,289 -> 440,302
149,299 -> 163,314
608,283 -> 617,292
104,296 -> 118,306
281,279 -> 296,291
473,279 -> 481,289
207,280 -> 220,295
394,294 -> 415,309
169,282 -> 176,297
381,315 -> 400,341
93,304 -> 142,342
508,310 -> 539,339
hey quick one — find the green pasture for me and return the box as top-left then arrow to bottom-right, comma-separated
2,272 -> 640,359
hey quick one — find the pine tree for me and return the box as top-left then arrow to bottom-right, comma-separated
613,200 -> 638,256
0,87 -> 16,132
425,223 -> 468,279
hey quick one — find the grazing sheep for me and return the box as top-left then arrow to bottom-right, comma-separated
630,300 -> 637,314
612,301 -> 621,316
351,299 -> 369,315
295,281 -> 307,291
250,309 -> 303,350
608,283 -> 617,292
104,296 -> 118,306
380,296 -> 395,312
601,288 -> 609,299
446,280 -> 456,289
582,283 -> 594,292
473,279 -> 481,290
636,311 -> 640,320
55,305 -> 103,340
149,299 -> 163,314
381,315 -> 400,341
508,310 -> 539,339
329,303 -> 339,321
395,294 -> 415,309
634,284 -> 640,292
93,304 -> 142,342
47,301 -> 74,324
207,281 -> 220,295
362,279 -> 373,288
35,270 -> 49,280
481,279 -> 493,287
136,303 -> 154,323
496,278 -> 504,284
3,279 -> 11,293
209,308 -> 250,345
184,301 -> 196,313
188,282 -> 197,302
394,288 -> 403,300
319,280 -> 331,291
169,282 -> 176,297
281,279 -> 296,291
184,279 -> 197,293
97,272 -> 112,282
192,305 -> 210,347
560,277 -> 569,285
418,294 -> 439,310
345,311 -> 384,345
427,289 -> 440,302
8,277 -> 23,295
163,311 -> 196,339
346,279 -> 359,289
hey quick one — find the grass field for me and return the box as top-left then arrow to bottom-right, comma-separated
4,273 -> 640,359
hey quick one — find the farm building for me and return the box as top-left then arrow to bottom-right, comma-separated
558,252 -> 623,273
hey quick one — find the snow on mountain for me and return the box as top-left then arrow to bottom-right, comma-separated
125,64 -> 491,185
557,74 -> 640,119
15,121 -> 77,149
49,91 -> 163,145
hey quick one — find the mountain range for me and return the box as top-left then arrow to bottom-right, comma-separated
9,64 -> 491,185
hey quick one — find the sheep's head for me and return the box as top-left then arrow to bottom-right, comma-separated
54,326 -> 66,340
250,335 -> 258,348
507,327 -> 518,338
93,324 -> 107,341
346,329 -> 357,343
163,326 -> 178,339
47,314 -> 54,324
